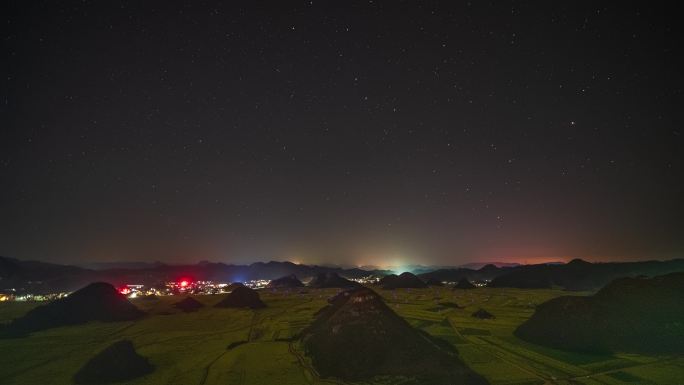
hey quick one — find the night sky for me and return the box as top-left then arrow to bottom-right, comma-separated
2,1 -> 683,267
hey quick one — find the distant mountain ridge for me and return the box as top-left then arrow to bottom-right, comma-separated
0,256 -> 389,294
489,258 -> 684,291
2,255 -> 683,294
417,263 -> 514,283
420,258 -> 684,291
459,262 -> 521,269
78,261 -> 166,270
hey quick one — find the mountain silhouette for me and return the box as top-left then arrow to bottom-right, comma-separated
300,287 -> 487,384
418,264 -> 511,284
379,272 -> 428,289
515,272 -> 684,353
490,259 -> 684,291
266,274 -> 304,288
2,282 -> 143,337
0,256 -> 391,294
225,282 -> 245,291
73,339 -> 153,384
454,278 -> 476,289
425,277 -> 444,286
214,286 -> 266,309
472,308 -> 495,319
172,296 -> 204,312
4,255 -> 682,293
307,272 -> 360,288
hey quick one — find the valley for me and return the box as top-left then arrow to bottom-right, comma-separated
1,286 -> 681,385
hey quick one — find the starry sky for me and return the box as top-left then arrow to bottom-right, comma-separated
2,1 -> 683,267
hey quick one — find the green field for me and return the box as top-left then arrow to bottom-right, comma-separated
0,287 -> 682,385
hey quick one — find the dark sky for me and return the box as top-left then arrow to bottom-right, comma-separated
2,1 -> 683,267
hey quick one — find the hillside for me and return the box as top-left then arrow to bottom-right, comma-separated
490,258 -> 684,291
455,278 -> 476,289
172,296 -> 204,312
73,339 -> 153,384
425,277 -> 444,286
266,274 -> 304,288
214,286 -> 266,309
515,272 -> 684,353
0,256 -> 93,294
300,287 -> 487,384
0,256 -> 388,293
5,256 -> 683,294
378,272 -> 428,289
2,282 -> 144,337
419,264 -> 512,283
307,272 -> 360,288
1,285 -> 683,384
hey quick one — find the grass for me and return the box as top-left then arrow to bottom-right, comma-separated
0,287 -> 681,384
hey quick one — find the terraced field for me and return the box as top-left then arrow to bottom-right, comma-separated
381,287 -> 684,385
0,287 -> 682,384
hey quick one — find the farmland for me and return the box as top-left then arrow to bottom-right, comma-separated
1,287 -> 682,385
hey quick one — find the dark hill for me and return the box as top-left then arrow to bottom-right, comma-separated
226,282 -> 244,291
490,258 -> 684,291
6,255 -> 681,294
266,274 -> 304,288
379,272 -> 428,289
425,277 -> 444,286
73,339 -> 153,384
214,286 -> 266,309
515,273 -> 684,354
173,297 -> 204,312
460,262 -> 520,270
300,287 -> 487,384
0,256 -> 92,294
0,256 -> 392,294
3,282 -> 144,337
454,278 -> 476,289
307,272 -> 360,288
472,308 -> 495,319
418,264 -> 511,284
479,263 -> 501,273
489,263 -> 553,288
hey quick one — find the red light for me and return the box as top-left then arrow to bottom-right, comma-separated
119,287 -> 130,295
180,280 -> 189,287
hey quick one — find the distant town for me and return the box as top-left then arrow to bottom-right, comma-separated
0,275 -> 492,302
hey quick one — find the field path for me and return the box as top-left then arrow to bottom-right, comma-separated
568,356 -> 682,383
447,316 -> 554,385
198,298 -> 318,385
198,311 -> 260,385
198,350 -> 230,385
287,341 -> 347,385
